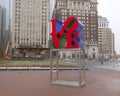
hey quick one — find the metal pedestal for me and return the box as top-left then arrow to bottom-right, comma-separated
50,49 -> 86,87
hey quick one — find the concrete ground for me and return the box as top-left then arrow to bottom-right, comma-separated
0,68 -> 120,96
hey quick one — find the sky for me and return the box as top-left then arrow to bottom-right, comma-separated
0,0 -> 120,54
0,0 -> 8,8
98,0 -> 120,54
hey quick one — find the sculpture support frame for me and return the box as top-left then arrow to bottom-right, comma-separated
50,48 -> 86,87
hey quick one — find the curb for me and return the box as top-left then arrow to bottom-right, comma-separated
0,67 -> 89,71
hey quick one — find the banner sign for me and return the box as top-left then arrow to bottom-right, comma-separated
50,16 -> 84,49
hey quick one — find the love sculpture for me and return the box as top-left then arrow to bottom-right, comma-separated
50,17 -> 86,87
50,16 -> 84,49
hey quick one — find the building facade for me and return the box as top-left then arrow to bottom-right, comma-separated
111,33 -> 115,55
12,0 -> 50,57
0,6 -> 2,35
49,0 -> 56,20
98,16 -> 115,60
0,6 -> 3,57
53,0 -> 99,59
0,5 -> 9,58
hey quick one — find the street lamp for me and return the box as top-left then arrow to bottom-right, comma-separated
85,41 -> 89,60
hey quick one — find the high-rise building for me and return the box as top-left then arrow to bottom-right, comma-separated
48,0 -> 56,20
48,0 -> 56,44
0,5 -> 9,58
53,0 -> 99,59
0,6 -> 3,57
0,6 -> 2,32
12,0 -> 50,56
98,16 -> 115,59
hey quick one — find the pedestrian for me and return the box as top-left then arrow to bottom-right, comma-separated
100,57 -> 104,65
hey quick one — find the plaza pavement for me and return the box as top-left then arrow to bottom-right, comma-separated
0,60 -> 120,96
0,68 -> 120,96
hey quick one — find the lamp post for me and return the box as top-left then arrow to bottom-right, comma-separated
85,41 -> 89,60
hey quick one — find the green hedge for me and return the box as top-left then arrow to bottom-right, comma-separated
0,61 -> 75,67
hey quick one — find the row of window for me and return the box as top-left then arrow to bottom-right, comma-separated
98,23 -> 108,28
15,42 -> 46,45
14,37 -> 47,44
15,15 -> 47,21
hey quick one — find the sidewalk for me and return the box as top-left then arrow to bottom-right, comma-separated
0,68 -> 120,96
0,67 -> 79,70
94,61 -> 120,71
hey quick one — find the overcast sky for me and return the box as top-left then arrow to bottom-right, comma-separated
1,0 -> 120,54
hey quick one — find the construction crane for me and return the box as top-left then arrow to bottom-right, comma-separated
4,41 -> 12,60
4,0 -> 11,60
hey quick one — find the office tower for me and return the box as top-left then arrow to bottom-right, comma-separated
12,0 -> 50,56
48,0 -> 56,20
0,6 -> 3,57
98,16 -> 115,59
53,0 -> 99,59
0,5 -> 9,57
